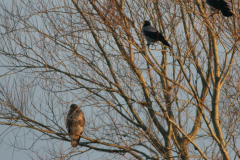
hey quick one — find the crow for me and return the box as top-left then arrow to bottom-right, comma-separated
142,21 -> 171,48
206,0 -> 233,17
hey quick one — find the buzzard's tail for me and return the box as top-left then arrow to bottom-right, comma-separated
220,1 -> 233,17
71,135 -> 80,148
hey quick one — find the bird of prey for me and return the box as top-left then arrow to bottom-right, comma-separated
142,20 -> 171,48
206,0 -> 233,17
66,104 -> 85,148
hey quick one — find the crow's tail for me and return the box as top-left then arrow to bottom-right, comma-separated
157,32 -> 171,48
161,39 -> 171,48
220,0 -> 233,17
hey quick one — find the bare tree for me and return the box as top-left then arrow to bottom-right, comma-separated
0,0 -> 239,159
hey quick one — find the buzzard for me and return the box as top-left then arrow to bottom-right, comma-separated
66,104 -> 85,148
142,20 -> 171,48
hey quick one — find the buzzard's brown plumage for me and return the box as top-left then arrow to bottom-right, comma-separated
66,104 -> 85,147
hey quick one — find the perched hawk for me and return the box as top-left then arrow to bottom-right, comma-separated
142,20 -> 171,48
66,104 -> 85,148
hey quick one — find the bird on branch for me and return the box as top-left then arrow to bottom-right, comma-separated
142,20 -> 171,48
66,104 -> 85,148
206,0 -> 233,17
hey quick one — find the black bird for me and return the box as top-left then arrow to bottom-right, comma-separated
142,21 -> 171,48
206,0 -> 233,17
